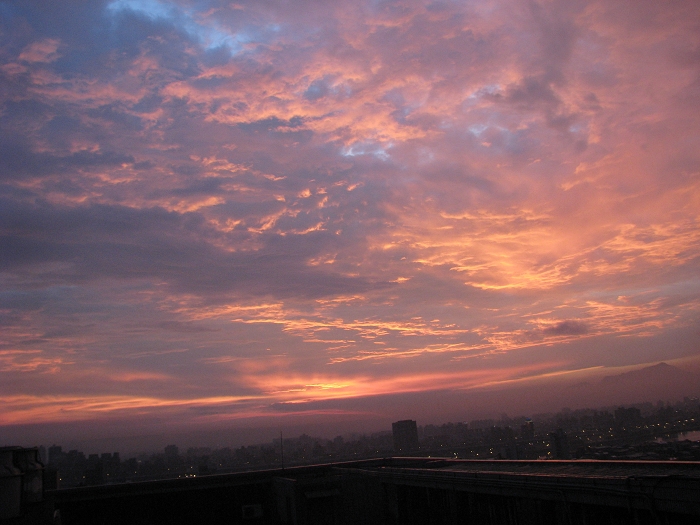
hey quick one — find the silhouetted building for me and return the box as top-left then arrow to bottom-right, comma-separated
392,420 -> 419,453
48,444 -> 63,465
521,419 -> 535,442
48,458 -> 700,524
85,459 -> 104,486
614,406 -> 642,432
549,429 -> 571,459
0,447 -> 45,521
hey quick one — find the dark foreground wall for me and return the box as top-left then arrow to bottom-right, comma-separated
47,459 -> 700,525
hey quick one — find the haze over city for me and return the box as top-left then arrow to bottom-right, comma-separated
1,0 -> 699,452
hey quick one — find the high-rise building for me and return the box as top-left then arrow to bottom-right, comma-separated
521,419 -> 535,442
548,429 -> 570,459
392,420 -> 419,453
48,445 -> 62,465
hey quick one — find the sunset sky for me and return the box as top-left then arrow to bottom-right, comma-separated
1,0 -> 699,448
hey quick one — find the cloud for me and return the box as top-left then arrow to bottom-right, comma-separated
542,320 -> 588,336
1,0 -> 699,438
19,39 -> 61,63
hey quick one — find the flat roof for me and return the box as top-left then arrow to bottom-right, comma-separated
376,458 -> 700,479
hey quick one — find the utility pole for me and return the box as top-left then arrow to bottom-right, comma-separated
280,431 -> 284,470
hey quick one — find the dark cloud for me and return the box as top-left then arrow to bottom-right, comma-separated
87,104 -> 144,131
0,199 -> 384,299
157,321 -> 219,333
304,79 -> 330,101
505,76 -> 560,107
0,138 -> 134,182
543,320 -> 589,336
0,290 -> 46,312
237,116 -> 306,134
528,1 -> 581,84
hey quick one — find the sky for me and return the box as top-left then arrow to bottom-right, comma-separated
1,0 -> 700,449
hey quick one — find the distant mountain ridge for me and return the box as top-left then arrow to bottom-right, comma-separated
592,362 -> 700,406
599,362 -> 695,385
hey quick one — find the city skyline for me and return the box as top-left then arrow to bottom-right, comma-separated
1,0 -> 700,449
26,393 -> 700,460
